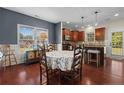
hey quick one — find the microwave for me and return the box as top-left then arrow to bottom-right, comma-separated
64,35 -> 70,41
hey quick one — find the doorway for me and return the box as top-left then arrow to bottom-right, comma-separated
111,32 -> 123,56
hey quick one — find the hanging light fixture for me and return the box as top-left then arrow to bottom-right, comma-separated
81,16 -> 84,28
95,11 -> 99,26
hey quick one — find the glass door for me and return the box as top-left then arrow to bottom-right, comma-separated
111,32 -> 123,56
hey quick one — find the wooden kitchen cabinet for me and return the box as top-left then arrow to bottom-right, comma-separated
71,31 -> 79,42
78,31 -> 85,41
62,28 -> 71,41
95,27 -> 105,41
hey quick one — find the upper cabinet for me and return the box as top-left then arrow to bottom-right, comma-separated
62,28 -> 85,42
62,28 -> 71,41
71,31 -> 79,42
78,31 -> 85,41
95,27 -> 105,41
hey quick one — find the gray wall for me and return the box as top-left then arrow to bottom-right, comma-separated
55,22 -> 61,44
0,8 -> 56,44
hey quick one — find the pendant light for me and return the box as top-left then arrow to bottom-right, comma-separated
95,11 -> 98,26
81,16 -> 84,28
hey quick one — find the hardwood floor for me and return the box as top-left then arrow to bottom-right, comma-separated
0,57 -> 124,85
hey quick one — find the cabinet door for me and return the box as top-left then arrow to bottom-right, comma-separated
63,28 -> 70,41
95,27 -> 105,41
72,31 -> 79,42
78,31 -> 85,41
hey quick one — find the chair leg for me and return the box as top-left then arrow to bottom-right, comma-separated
83,53 -> 85,64
88,53 -> 89,64
98,54 -> 100,66
4,56 -> 7,70
40,65 -> 42,85
96,54 -> 98,68
13,54 -> 17,65
9,55 -> 11,67
59,70 -> 61,84
80,67 -> 82,81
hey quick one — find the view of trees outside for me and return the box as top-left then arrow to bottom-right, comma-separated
19,26 -> 49,52
19,33 -> 33,40
112,32 -> 123,55
112,32 -> 122,48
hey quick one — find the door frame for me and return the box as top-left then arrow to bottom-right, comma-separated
110,31 -> 124,57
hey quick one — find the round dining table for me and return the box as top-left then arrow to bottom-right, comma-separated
46,51 -> 74,71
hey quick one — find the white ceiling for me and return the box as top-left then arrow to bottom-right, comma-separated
4,7 -> 124,28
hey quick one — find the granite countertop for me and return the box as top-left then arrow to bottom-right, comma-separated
84,46 -> 105,48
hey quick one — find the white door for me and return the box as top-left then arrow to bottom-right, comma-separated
111,32 -> 124,56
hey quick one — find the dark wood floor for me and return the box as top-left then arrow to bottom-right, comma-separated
0,57 -> 124,85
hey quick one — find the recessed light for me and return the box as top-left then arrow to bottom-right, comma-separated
95,23 -> 98,26
34,15 -> 40,18
81,26 -> 84,28
75,25 -> 78,27
114,13 -> 119,16
66,21 -> 70,24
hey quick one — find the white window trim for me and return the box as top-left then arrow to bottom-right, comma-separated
17,24 -> 49,51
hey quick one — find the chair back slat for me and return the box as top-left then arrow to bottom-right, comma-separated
47,44 -> 57,52
71,47 -> 83,70
38,44 -> 49,84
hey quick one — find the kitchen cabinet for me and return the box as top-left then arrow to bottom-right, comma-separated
62,28 -> 71,41
71,31 -> 79,42
95,27 -> 105,41
78,31 -> 85,41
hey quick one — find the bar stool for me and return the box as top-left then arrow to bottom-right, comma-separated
83,49 -> 86,64
87,49 -> 100,67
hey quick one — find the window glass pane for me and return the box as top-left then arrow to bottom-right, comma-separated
19,27 -> 34,40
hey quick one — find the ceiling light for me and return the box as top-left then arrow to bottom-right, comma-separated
66,21 -> 70,24
87,25 -> 90,27
94,11 -> 99,26
81,26 -> 85,28
114,13 -> 119,16
34,15 -> 40,18
75,25 -> 78,28
81,16 -> 85,27
95,23 -> 98,26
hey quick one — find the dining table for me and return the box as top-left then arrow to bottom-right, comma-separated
0,51 -> 3,61
46,51 -> 74,71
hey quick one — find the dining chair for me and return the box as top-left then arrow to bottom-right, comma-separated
38,45 -> 59,85
0,44 -> 17,69
47,44 -> 57,52
60,47 -> 83,84
0,51 -> 3,69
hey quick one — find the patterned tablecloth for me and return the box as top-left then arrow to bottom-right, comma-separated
0,52 -> 3,61
46,51 -> 74,71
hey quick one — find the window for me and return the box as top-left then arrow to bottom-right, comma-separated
87,32 -> 95,42
18,24 -> 48,53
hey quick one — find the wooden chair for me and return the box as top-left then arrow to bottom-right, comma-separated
47,44 -> 56,52
60,47 -> 83,84
38,45 -> 56,85
0,45 -> 17,68
0,51 -> 3,69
